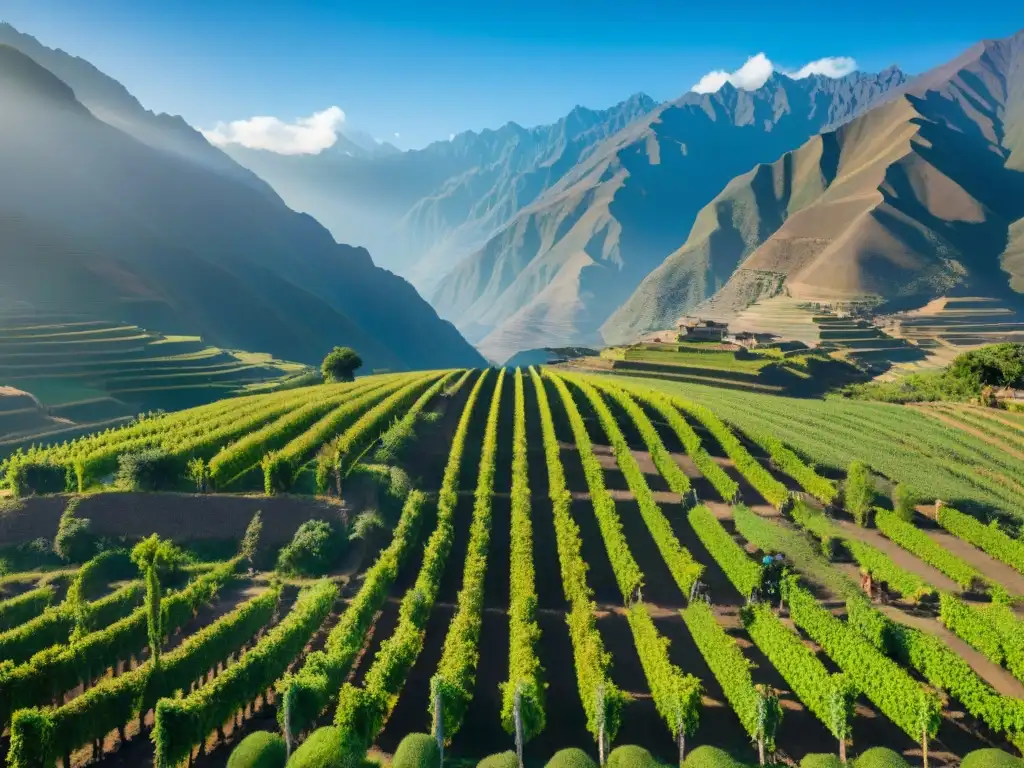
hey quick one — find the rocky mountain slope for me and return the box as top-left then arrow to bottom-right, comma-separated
605,29 -> 1024,343
222,94 -> 659,290
432,69 -> 906,361
0,36 -> 484,371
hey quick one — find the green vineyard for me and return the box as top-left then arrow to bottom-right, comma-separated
1,368 -> 1024,767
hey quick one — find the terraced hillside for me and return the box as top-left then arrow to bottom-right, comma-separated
0,313 -> 309,447
1,368 -> 1023,766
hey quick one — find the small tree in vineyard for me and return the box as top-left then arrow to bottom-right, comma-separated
753,684 -> 782,766
321,346 -> 363,383
892,483 -> 918,523
827,674 -> 856,763
843,460 -> 875,527
130,535 -> 185,668
240,510 -> 263,565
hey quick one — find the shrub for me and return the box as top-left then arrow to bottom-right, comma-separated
5,460 -> 69,497
844,461 -> 875,526
228,732 -> 288,768
392,733 -> 440,768
115,448 -> 179,491
854,747 -> 909,768
800,756 -> 843,768
892,484 -> 918,523
186,457 -> 208,493
286,726 -> 345,768
477,752 -> 519,768
276,520 -> 346,577
960,749 -> 1023,768
608,745 -> 659,768
546,748 -> 598,768
321,347 -> 363,383
682,746 -> 739,767
53,497 -> 96,563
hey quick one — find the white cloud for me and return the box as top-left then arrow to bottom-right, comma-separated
393,132 -> 401,139
449,133 -> 455,141
201,106 -> 346,155
691,53 -> 857,94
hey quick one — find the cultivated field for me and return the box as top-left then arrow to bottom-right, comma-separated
1,369 -> 1022,766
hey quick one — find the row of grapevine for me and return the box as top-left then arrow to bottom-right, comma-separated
619,387 -> 738,502
0,585 -> 55,633
431,368 -> 506,739
668,397 -> 789,508
784,582 -> 942,745
8,585 -> 281,768
373,371 -> 460,463
939,594 -> 1024,681
153,580 -> 337,767
543,371 -> 643,600
569,376 -> 703,593
587,379 -> 692,497
741,603 -> 855,755
527,366 -> 625,748
444,369 -> 474,396
788,502 -> 935,602
873,508 -> 1002,598
209,376 -> 401,487
679,602 -> 766,747
936,505 -> 1024,576
501,368 -> 545,743
0,560 -> 238,725
687,506 -> 761,599
734,429 -> 836,505
278,490 -> 430,737
844,593 -> 1024,748
262,372 -> 439,492
543,372 -> 703,753
330,371 -> 492,753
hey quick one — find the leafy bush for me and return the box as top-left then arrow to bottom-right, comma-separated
392,733 -> 440,768
682,746 -> 740,767
891,484 -> 917,523
5,460 -> 69,498
546,748 -> 598,768
276,520 -> 346,577
853,747 -> 909,767
800,756 -> 843,768
53,498 -> 96,563
960,748 -> 1023,767
228,731 -> 288,768
843,461 -> 875,526
607,745 -> 659,768
286,726 -> 345,767
321,346 -> 363,383
477,752 -> 519,768
115,448 -> 179,491
349,510 -> 385,542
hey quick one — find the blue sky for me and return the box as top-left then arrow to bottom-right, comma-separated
4,0 -> 1023,150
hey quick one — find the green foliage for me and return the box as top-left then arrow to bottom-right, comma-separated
321,346 -> 363,383
154,580 -> 337,767
501,368 -> 546,742
276,520 -> 346,578
186,456 -> 208,492
571,376 -> 703,594
607,746 -> 659,768
286,726 -> 345,768
891,484 -> 917,523
936,505 -> 1024,576
0,585 -> 54,633
228,731 -> 288,768
681,745 -> 741,767
54,497 -> 95,564
786,582 -> 941,742
393,733 -> 440,768
5,459 -> 69,498
960,748 -> 1024,767
132,535 -> 186,667
852,747 -> 909,767
528,367 -> 624,745
278,491 -> 427,737
241,511 -> 264,563
431,369 -> 505,740
371,372 -> 458,464
843,461 -> 874,526
681,602 -> 763,747
546,748 -> 598,768
116,447 -> 179,491
478,752 -> 519,768
331,372 -> 492,754
800,756 -> 843,768
688,505 -> 761,598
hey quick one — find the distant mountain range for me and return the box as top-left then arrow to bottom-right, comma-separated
0,24 -> 485,371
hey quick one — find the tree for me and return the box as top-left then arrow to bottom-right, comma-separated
240,511 -> 263,564
892,483 -> 918,523
843,461 -> 875,527
321,347 -> 363,383
131,535 -> 185,668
